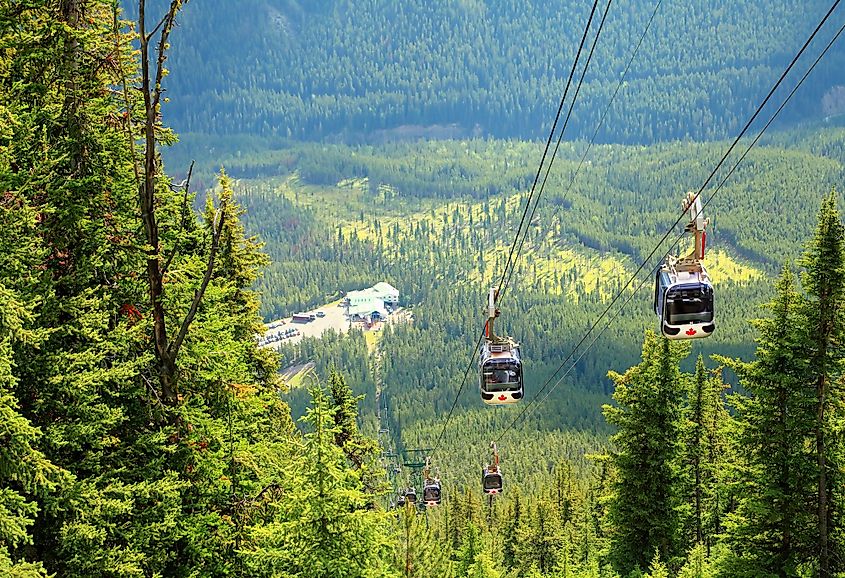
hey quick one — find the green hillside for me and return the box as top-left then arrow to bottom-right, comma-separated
228,134 -> 845,446
147,0 -> 845,145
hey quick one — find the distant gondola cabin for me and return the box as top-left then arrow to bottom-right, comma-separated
483,467 -> 503,495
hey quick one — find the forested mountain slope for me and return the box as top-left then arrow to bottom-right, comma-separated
146,0 -> 845,145
236,133 -> 845,444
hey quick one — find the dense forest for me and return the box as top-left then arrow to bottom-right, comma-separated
150,0 -> 845,146
2,1 -> 845,577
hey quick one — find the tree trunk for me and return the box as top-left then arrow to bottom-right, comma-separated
818,373 -> 829,577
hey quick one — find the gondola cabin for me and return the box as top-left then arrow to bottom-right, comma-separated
654,267 -> 714,339
404,487 -> 417,504
482,467 -> 503,495
423,479 -> 441,506
479,341 -> 523,404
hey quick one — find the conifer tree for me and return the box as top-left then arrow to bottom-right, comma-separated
466,552 -> 500,578
394,503 -> 451,578
0,3 -> 298,574
645,552 -> 670,578
603,331 -> 690,574
681,357 -> 730,552
799,191 -> 845,577
457,522 -> 483,577
0,289 -> 61,576
716,266 -> 816,577
518,499 -> 563,574
245,384 -> 394,577
329,367 -> 381,476
0,1 -> 178,574
677,544 -> 712,578
502,489 -> 522,571
0,42 -> 63,575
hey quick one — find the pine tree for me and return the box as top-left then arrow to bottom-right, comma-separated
681,357 -> 730,552
244,385 -> 394,577
645,551 -> 670,578
0,288 -> 62,576
457,522 -> 483,577
466,552 -> 500,578
328,367 -> 381,479
716,266 -> 816,577
502,489 -> 522,571
799,191 -> 845,577
677,544 -> 713,578
603,331 -> 690,574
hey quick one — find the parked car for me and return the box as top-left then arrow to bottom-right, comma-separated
316,311 -> 326,318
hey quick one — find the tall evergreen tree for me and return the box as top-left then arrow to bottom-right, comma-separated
681,357 -> 730,553
245,384 -> 394,577
716,266 -> 816,577
329,367 -> 380,470
799,191 -> 845,577
603,331 -> 690,574
0,277 -> 62,577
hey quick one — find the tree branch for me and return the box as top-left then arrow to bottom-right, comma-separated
138,0 -> 186,405
168,196 -> 228,359
114,4 -> 140,189
162,160 -> 194,276
152,1 -> 180,112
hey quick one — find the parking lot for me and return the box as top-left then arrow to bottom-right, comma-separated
260,301 -> 351,348
259,299 -> 412,351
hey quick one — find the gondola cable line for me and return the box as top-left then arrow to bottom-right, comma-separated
429,0 -> 842,490
474,0 -> 617,414
494,6 -> 845,442
527,0 -> 663,243
494,0 -> 603,303
430,0 -> 606,456
500,0 -> 615,304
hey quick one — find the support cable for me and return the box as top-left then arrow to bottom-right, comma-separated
494,1 -> 844,441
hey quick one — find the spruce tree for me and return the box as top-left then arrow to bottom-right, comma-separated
466,552 -> 501,578
1,3 -> 295,574
603,331 -> 690,574
0,289 -> 62,576
716,266 -> 816,577
456,522 -> 483,577
244,385 -> 394,577
799,191 -> 845,577
681,357 -> 730,553
329,367 -> 381,477
502,489 -> 522,571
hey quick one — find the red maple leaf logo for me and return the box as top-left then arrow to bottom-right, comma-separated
685,328 -> 697,336
498,395 -> 508,401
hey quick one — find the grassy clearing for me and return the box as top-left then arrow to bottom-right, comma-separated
285,368 -> 311,390
275,174 -> 765,299
704,249 -> 763,284
364,330 -> 382,354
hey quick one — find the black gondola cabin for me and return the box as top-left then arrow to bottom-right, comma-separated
423,479 -> 441,506
479,340 -> 523,404
654,267 -> 714,339
482,467 -> 503,495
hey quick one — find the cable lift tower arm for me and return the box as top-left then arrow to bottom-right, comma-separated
680,191 -> 709,265
485,287 -> 502,343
